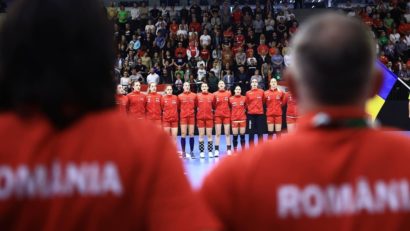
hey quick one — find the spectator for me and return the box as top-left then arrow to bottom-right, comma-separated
130,2 -> 140,31
271,49 -> 284,72
197,64 -> 207,82
253,14 -> 265,38
162,67 -> 173,84
174,73 -> 183,95
147,68 -> 160,84
210,11 -> 221,29
208,71 -> 219,93
212,45 -> 222,61
145,19 -> 156,35
180,5 -> 189,23
154,31 -> 166,49
251,70 -> 265,90
235,47 -> 247,66
190,17 -> 202,33
187,43 -> 199,60
221,45 -> 233,67
235,66 -> 249,94
106,2 -> 117,21
130,68 -> 144,83
210,60 -> 222,79
142,50 -> 153,67
223,69 -> 235,92
265,13 -> 275,36
202,14 -> 213,32
120,70 -> 131,92
200,29 -> 212,48
150,4 -> 161,22
390,28 -> 401,44
117,4 -> 128,30
139,1 -> 149,26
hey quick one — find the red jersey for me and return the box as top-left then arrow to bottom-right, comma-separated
232,10 -> 242,24
178,92 -> 197,118
188,45 -> 198,58
161,95 -> 179,122
232,45 -> 242,56
0,110 -> 220,231
146,92 -> 162,120
200,48 -> 210,61
214,90 -> 231,118
398,23 -> 410,34
170,23 -> 178,33
116,94 -> 129,115
201,107 -> 410,231
283,92 -> 297,117
246,89 -> 264,115
229,95 -> 246,121
265,89 -> 284,116
175,47 -> 187,58
189,22 -> 201,33
127,91 -> 146,119
196,92 -> 214,120
235,34 -> 245,45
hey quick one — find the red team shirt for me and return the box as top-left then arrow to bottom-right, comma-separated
201,107 -> 410,231
161,94 -> 179,123
127,91 -> 146,119
0,110 -> 220,231
200,48 -> 210,61
116,94 -> 129,115
146,92 -> 162,121
178,92 -> 197,119
265,89 -> 285,116
284,92 -> 297,117
214,90 -> 231,118
229,95 -> 247,121
196,93 -> 215,120
246,89 -> 265,115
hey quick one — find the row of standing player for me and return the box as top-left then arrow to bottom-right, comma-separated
116,78 -> 298,159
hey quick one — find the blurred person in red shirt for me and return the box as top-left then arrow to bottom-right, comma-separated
0,0 -> 220,230
229,85 -> 247,151
161,85 -> 179,143
200,13 -> 410,231
178,82 -> 197,159
197,83 -> 215,159
246,79 -> 265,146
264,79 -> 285,139
214,81 -> 232,156
127,81 -> 146,119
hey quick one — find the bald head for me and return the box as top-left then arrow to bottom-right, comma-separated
290,13 -> 376,106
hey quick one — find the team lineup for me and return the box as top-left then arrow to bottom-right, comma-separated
116,78 -> 297,159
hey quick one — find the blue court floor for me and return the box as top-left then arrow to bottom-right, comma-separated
183,132 -> 410,189
180,134 -> 265,189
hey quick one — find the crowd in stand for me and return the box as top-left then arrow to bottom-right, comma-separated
343,0 -> 410,99
108,0 -> 297,95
